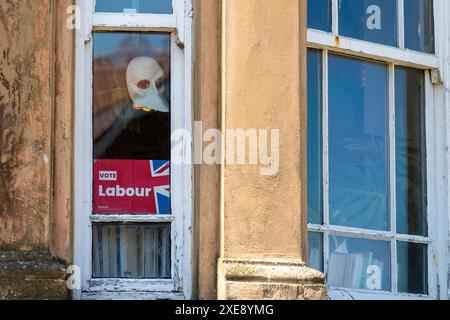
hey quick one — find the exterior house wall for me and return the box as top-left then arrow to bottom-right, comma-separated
0,0 -> 71,299
217,0 -> 326,300
0,0 -> 53,251
3,0 -> 448,300
193,0 -> 222,300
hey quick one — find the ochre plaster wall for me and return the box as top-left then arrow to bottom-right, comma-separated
0,0 -> 54,251
221,0 -> 308,260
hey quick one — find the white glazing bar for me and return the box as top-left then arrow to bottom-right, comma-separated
91,215 -> 174,223
308,224 -> 431,244
332,0 -> 339,36
389,63 -> 398,293
398,0 -> 405,49
307,30 -> 440,69
93,13 -> 177,30
322,49 -> 330,278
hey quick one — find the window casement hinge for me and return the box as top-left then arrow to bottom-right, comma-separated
431,69 -> 443,85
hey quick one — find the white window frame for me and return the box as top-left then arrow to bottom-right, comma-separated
73,0 -> 193,300
307,0 -> 450,300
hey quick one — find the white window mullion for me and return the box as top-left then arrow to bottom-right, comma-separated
398,0 -> 405,50
424,69 -> 439,299
388,63 -> 398,294
322,49 -> 330,277
331,0 -> 339,36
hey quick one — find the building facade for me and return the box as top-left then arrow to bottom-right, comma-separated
0,0 -> 449,300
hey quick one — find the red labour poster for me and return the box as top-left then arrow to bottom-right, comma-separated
93,159 -> 171,215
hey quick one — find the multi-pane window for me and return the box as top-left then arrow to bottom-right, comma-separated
307,0 -> 435,53
75,0 -> 192,298
307,0 -> 438,298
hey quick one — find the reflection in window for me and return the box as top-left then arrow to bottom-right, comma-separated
308,232 -> 324,272
404,0 -> 435,53
307,0 -> 332,32
92,32 -> 171,216
307,49 -> 323,225
328,54 -> 389,231
93,223 -> 171,279
96,0 -> 173,14
329,236 -> 390,291
339,0 -> 397,47
93,32 -> 171,160
395,67 -> 427,236
397,242 -> 428,294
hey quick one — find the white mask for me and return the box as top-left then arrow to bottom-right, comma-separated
126,56 -> 170,113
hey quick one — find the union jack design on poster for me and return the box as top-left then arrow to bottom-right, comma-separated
94,159 -> 171,215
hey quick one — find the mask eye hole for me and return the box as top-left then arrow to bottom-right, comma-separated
137,79 -> 151,89
155,78 -> 164,89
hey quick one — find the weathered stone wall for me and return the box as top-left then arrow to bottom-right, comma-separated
0,0 -> 71,299
0,0 -> 54,251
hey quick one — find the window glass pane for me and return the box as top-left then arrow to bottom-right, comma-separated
307,49 -> 323,225
93,223 -> 171,279
96,0 -> 173,14
329,236 -> 390,291
328,54 -> 389,231
92,32 -> 171,215
308,0 -> 332,32
404,0 -> 435,53
339,0 -> 397,46
395,67 -> 427,236
308,232 -> 324,272
397,242 -> 428,294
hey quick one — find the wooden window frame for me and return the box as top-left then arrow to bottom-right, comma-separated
73,0 -> 193,300
307,0 -> 450,300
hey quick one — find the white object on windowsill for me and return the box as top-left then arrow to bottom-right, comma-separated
123,8 -> 138,14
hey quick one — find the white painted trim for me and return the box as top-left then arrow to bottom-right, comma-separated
322,49 -> 330,278
397,0 -> 405,50
331,0 -> 338,36
328,288 -> 434,301
307,30 -> 440,70
93,13 -> 177,30
82,291 -> 185,300
74,0 -> 94,298
388,63 -> 398,293
309,224 -> 431,244
91,215 -> 174,223
74,0 -> 193,300
88,279 -> 175,292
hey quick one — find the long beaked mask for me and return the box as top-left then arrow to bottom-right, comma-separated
126,56 -> 170,113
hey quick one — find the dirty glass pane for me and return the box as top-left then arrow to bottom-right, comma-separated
328,236 -> 390,291
404,0 -> 435,53
397,242 -> 428,294
92,32 -> 171,215
395,67 -> 427,236
93,223 -> 171,279
328,54 -> 389,231
339,0 -> 397,47
307,49 -> 323,225
308,232 -> 324,272
308,0 -> 332,32
96,0 -> 173,14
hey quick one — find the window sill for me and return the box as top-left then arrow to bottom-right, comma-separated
328,288 -> 435,300
81,291 -> 185,300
